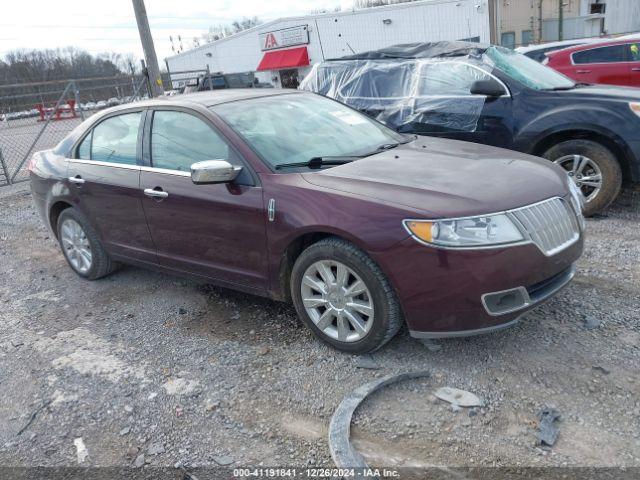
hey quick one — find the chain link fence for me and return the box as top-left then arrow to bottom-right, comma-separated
0,75 -> 150,185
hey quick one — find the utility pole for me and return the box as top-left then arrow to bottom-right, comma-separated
538,0 -> 543,43
558,0 -> 564,41
132,0 -> 164,97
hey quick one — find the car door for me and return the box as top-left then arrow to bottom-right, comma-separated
408,61 -> 513,148
139,108 -> 268,291
67,110 -> 157,263
569,44 -> 630,86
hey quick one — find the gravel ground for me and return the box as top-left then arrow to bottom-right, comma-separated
0,183 -> 638,473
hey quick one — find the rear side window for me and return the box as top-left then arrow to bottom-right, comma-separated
84,112 -> 142,164
572,45 -> 628,64
340,62 -> 414,98
150,111 -> 232,171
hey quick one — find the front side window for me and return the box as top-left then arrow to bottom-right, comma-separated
418,62 -> 492,96
151,111 -> 232,171
90,112 -> 142,164
572,45 -> 627,64
212,94 -> 405,169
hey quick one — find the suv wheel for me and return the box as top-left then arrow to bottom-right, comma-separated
543,139 -> 622,216
57,208 -> 117,280
291,237 -> 403,353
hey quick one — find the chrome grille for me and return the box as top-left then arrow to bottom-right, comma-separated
510,198 -> 580,256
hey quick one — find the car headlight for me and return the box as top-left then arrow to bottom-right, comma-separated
629,102 -> 640,117
403,214 -> 525,248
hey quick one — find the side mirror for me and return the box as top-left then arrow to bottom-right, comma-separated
191,160 -> 242,184
470,79 -> 506,97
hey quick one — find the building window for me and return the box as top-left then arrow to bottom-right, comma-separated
590,3 -> 605,14
501,32 -> 516,50
522,30 -> 534,46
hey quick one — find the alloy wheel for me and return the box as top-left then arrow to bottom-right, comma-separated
300,260 -> 374,343
60,218 -> 93,274
554,154 -> 602,203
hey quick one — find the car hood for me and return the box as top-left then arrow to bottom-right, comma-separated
551,84 -> 640,102
302,137 -> 569,218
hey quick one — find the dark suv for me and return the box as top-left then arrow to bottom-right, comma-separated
300,41 -> 640,215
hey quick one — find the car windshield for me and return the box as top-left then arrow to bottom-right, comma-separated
212,94 -> 406,169
485,46 -> 575,90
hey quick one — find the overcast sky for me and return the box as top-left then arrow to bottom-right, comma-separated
3,0 -> 354,61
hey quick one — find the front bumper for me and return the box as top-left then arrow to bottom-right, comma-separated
372,234 -> 583,337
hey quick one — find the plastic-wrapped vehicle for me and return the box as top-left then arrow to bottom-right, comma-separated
300,41 -> 640,215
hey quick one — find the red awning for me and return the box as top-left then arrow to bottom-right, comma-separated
256,47 -> 310,71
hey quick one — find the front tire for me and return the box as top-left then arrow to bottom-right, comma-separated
291,237 -> 403,353
543,139 -> 622,216
57,208 -> 117,280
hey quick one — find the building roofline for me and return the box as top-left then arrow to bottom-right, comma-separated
165,0 -> 465,60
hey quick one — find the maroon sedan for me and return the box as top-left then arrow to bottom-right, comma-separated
29,90 -> 585,353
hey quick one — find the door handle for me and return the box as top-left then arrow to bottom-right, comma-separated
68,176 -> 85,185
143,188 -> 169,199
632,67 -> 640,72
575,70 -> 591,74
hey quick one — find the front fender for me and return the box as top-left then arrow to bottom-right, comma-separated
514,108 -> 633,158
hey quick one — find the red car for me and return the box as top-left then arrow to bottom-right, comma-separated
545,39 -> 640,87
29,90 -> 584,353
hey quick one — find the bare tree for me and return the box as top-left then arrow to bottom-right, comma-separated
198,16 -> 263,46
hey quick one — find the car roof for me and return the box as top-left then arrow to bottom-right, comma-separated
109,88 -> 303,112
547,37 -> 640,57
515,38 -> 600,54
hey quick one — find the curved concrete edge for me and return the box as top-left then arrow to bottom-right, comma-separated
328,370 -> 431,470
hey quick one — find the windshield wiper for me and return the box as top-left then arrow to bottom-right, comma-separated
274,156 -> 361,170
275,138 -> 415,170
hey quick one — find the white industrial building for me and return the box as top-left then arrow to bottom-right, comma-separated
165,0 -> 492,89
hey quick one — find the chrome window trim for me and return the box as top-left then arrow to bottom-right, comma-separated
403,196 -> 580,256
67,158 -> 191,177
68,158 -> 140,171
141,166 -> 191,177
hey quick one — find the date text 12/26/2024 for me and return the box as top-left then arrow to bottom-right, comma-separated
233,468 -> 401,478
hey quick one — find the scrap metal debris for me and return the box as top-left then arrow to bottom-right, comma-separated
583,315 -> 601,330
352,355 -> 381,370
420,339 -> 442,352
434,387 -> 484,408
328,371 -> 430,469
537,407 -> 561,447
16,399 -> 51,436
73,437 -> 89,464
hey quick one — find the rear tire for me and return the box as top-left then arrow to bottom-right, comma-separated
543,139 -> 622,216
291,237 -> 403,354
56,208 -> 117,280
